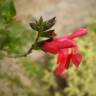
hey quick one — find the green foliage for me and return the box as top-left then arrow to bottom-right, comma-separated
0,0 -> 36,57
0,0 -> 16,21
20,57 -> 44,79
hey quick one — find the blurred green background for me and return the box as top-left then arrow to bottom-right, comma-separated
0,0 -> 96,96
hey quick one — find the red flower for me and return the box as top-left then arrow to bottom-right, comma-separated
42,28 -> 87,77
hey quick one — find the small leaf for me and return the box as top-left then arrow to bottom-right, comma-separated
29,23 -> 38,31
48,17 -> 56,24
39,16 -> 43,25
44,17 -> 56,30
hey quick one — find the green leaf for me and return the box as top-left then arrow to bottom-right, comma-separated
0,0 -> 16,21
44,17 -> 56,31
29,22 -> 38,31
39,16 -> 43,25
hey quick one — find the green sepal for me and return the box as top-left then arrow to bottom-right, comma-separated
35,38 -> 53,48
40,30 -> 55,37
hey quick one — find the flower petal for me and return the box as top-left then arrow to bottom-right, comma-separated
55,63 -> 65,76
72,53 -> 82,67
57,50 -> 64,64
65,53 -> 72,69
57,49 -> 68,64
55,39 -> 76,48
56,49 -> 70,76
69,28 -> 87,39
42,42 -> 58,54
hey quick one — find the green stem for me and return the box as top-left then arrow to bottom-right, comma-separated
25,31 -> 39,55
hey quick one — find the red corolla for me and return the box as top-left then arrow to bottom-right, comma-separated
42,28 -> 87,77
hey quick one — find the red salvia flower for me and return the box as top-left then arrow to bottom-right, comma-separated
42,28 -> 87,77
